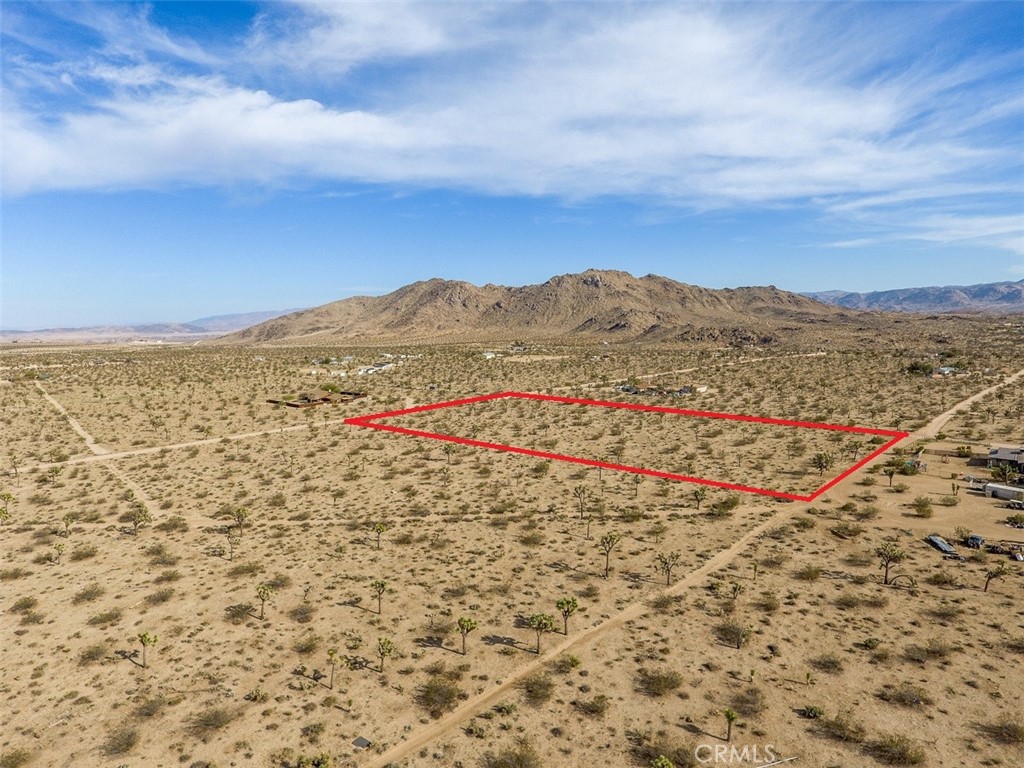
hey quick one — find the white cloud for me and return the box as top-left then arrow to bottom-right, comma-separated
2,2 -> 1021,252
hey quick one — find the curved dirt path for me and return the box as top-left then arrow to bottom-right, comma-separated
910,366 -> 1024,440
362,508 -> 794,767
34,381 -> 110,454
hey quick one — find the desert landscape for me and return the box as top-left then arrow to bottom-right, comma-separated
1,273 -> 1022,768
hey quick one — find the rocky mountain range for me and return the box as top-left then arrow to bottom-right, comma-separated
219,270 -> 858,346
803,279 -> 1023,313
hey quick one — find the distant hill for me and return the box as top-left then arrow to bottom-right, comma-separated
803,279 -> 1024,313
0,309 -> 299,343
216,269 -> 866,346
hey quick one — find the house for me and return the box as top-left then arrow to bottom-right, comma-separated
987,445 -> 1024,471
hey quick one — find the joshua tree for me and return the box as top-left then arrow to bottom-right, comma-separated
650,757 -> 674,768
52,542 -> 65,564
599,532 -> 622,579
991,464 -> 1020,484
0,491 -> 14,518
9,455 -> 21,486
693,487 -> 707,510
527,613 -> 555,654
573,485 -> 592,519
330,488 -> 345,506
45,465 -> 64,484
556,597 -> 578,635
875,542 -> 906,585
226,534 -> 239,561
129,505 -> 152,536
883,467 -> 898,487
138,632 -> 157,669
442,444 -> 455,465
61,513 -> 76,536
370,579 -> 388,614
256,583 -> 274,619
232,506 -> 250,537
377,637 -> 396,672
985,562 -> 1009,593
724,707 -> 739,742
372,522 -> 389,549
326,648 -> 339,689
457,616 -> 478,655
730,582 -> 744,601
811,451 -> 836,476
656,551 -> 683,586
632,474 -> 645,497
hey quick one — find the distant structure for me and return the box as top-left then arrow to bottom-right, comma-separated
987,445 -> 1024,472
267,390 -> 366,409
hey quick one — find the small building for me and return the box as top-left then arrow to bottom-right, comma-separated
984,483 -> 1024,501
987,445 -> 1024,471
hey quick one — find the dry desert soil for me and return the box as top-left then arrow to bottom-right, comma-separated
1,331 -> 1023,768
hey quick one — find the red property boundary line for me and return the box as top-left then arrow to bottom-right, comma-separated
344,391 -> 909,502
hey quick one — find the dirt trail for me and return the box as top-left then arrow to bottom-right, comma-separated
34,381 -> 110,455
362,508 -> 793,768
910,366 -> 1024,440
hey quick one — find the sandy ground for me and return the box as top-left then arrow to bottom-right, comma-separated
0,338 -> 1021,768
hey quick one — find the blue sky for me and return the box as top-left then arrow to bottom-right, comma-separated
2,1 -> 1022,328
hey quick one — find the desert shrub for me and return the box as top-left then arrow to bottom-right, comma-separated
756,592 -> 780,613
516,672 -> 554,706
266,572 -> 293,589
573,694 -> 611,717
800,705 -> 824,719
794,565 -> 823,581
866,733 -> 926,765
416,678 -> 463,718
905,638 -> 957,664
69,544 -> 98,561
814,712 -> 866,743
877,682 -> 932,707
87,608 -> 122,626
225,603 -> 253,624
290,603 -> 317,624
830,522 -> 865,538
982,719 -> 1024,745
187,707 -> 238,741
481,738 -> 542,768
1005,637 -> 1024,655
0,568 -> 31,581
636,668 -> 682,697
227,561 -> 263,578
551,654 -> 581,674
715,621 -> 750,648
78,643 -> 108,666
144,587 -> 175,605
810,654 -> 844,675
835,593 -> 862,610
731,686 -> 767,716
626,729 -> 698,767
924,570 -> 961,588
153,569 -> 181,583
102,725 -> 139,755
293,634 -> 321,655
0,749 -> 32,768
72,583 -> 105,603
154,515 -> 188,532
10,597 -> 37,613
134,695 -> 168,718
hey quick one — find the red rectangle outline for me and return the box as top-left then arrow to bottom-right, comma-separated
344,391 -> 909,502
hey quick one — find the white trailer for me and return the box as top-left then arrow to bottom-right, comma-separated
984,483 -> 1024,501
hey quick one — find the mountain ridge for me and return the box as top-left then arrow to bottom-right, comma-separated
217,269 -> 858,346
803,279 -> 1024,313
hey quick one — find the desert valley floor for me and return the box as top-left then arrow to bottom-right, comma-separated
1,332 -> 1023,768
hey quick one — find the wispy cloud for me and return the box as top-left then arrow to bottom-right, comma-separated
2,2 -> 1021,253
